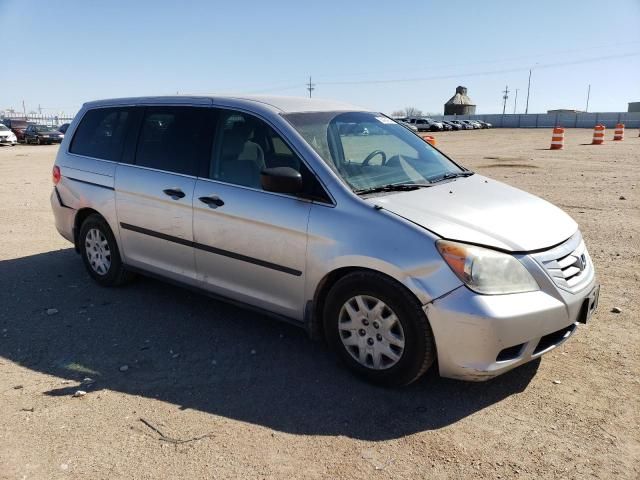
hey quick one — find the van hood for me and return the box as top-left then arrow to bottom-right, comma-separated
365,174 -> 577,252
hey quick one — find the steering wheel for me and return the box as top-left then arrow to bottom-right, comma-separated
361,150 -> 387,166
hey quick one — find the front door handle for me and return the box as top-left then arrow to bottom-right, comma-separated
163,188 -> 186,200
199,195 -> 224,208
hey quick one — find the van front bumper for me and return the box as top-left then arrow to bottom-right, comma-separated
425,276 -> 599,381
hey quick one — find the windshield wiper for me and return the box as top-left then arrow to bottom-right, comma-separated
430,171 -> 474,183
354,183 -> 432,195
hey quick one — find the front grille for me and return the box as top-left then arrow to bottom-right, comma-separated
533,233 -> 593,292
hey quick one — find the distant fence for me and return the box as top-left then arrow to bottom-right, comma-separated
431,112 -> 640,129
1,113 -> 75,127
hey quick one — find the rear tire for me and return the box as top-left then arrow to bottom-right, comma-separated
323,271 -> 435,387
79,214 -> 135,287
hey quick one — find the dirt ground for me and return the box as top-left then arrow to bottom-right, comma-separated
0,128 -> 638,479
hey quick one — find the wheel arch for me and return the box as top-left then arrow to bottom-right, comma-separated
307,266 -> 427,341
73,208 -> 106,252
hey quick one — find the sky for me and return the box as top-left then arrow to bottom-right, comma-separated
1,0 -> 639,117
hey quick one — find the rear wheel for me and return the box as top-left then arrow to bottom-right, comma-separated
79,214 -> 134,286
324,271 -> 435,387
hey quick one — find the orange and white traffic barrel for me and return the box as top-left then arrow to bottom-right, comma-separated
550,127 -> 564,150
421,135 -> 436,146
613,123 -> 624,141
592,124 -> 605,145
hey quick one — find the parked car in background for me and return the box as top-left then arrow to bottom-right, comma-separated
462,120 -> 481,129
398,121 -> 418,133
409,118 -> 443,132
1,118 -> 30,142
450,120 -> 473,130
51,95 -> 599,387
440,121 -> 453,131
425,118 -> 445,131
24,124 -> 65,144
411,118 -> 433,132
57,123 -> 70,134
475,120 -> 492,129
442,121 -> 461,131
0,123 -> 18,145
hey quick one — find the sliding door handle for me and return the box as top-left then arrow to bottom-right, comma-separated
199,195 -> 224,208
163,188 -> 186,200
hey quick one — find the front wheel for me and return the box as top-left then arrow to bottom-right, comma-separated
323,271 -> 435,387
79,214 -> 135,286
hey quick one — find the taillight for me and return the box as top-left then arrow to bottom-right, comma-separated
52,165 -> 61,184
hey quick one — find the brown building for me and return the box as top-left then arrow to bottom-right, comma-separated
444,86 -> 476,115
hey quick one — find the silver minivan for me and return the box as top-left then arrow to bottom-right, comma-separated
51,95 -> 599,386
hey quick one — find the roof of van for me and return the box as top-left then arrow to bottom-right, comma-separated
83,95 -> 366,113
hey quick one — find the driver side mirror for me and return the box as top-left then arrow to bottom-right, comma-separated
260,167 -> 303,194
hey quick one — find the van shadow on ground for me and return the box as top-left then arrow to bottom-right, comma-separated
0,249 -> 539,441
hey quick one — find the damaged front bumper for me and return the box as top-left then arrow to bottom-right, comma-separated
425,275 -> 599,381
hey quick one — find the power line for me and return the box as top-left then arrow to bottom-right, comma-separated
216,50 -> 640,96
311,40 -> 640,83
318,51 -> 640,87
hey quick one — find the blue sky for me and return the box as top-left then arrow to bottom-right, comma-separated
1,0 -> 639,116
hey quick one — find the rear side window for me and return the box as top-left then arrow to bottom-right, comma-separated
70,108 -> 130,161
135,106 -> 216,176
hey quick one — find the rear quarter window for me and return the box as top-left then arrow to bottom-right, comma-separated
70,108 -> 130,161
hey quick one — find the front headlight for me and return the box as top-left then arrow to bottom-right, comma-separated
436,240 -> 539,295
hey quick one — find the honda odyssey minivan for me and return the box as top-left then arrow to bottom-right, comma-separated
51,95 -> 599,386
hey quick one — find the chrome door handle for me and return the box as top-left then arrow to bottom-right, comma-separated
163,188 -> 185,200
198,195 -> 224,208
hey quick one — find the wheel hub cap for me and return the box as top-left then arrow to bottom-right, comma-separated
338,295 -> 405,370
85,228 -> 111,275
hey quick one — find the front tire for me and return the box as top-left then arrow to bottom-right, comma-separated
324,271 -> 435,387
79,214 -> 134,287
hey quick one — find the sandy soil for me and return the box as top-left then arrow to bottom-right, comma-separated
0,128 -> 638,479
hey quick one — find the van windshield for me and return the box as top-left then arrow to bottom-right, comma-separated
283,111 -> 465,192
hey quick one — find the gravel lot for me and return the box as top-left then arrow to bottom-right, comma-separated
0,128 -> 638,479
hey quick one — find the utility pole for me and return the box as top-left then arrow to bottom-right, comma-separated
525,69 -> 532,114
502,85 -> 510,115
306,76 -> 315,98
513,89 -> 519,114
585,84 -> 591,112
22,100 -> 26,117
38,104 -> 42,115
